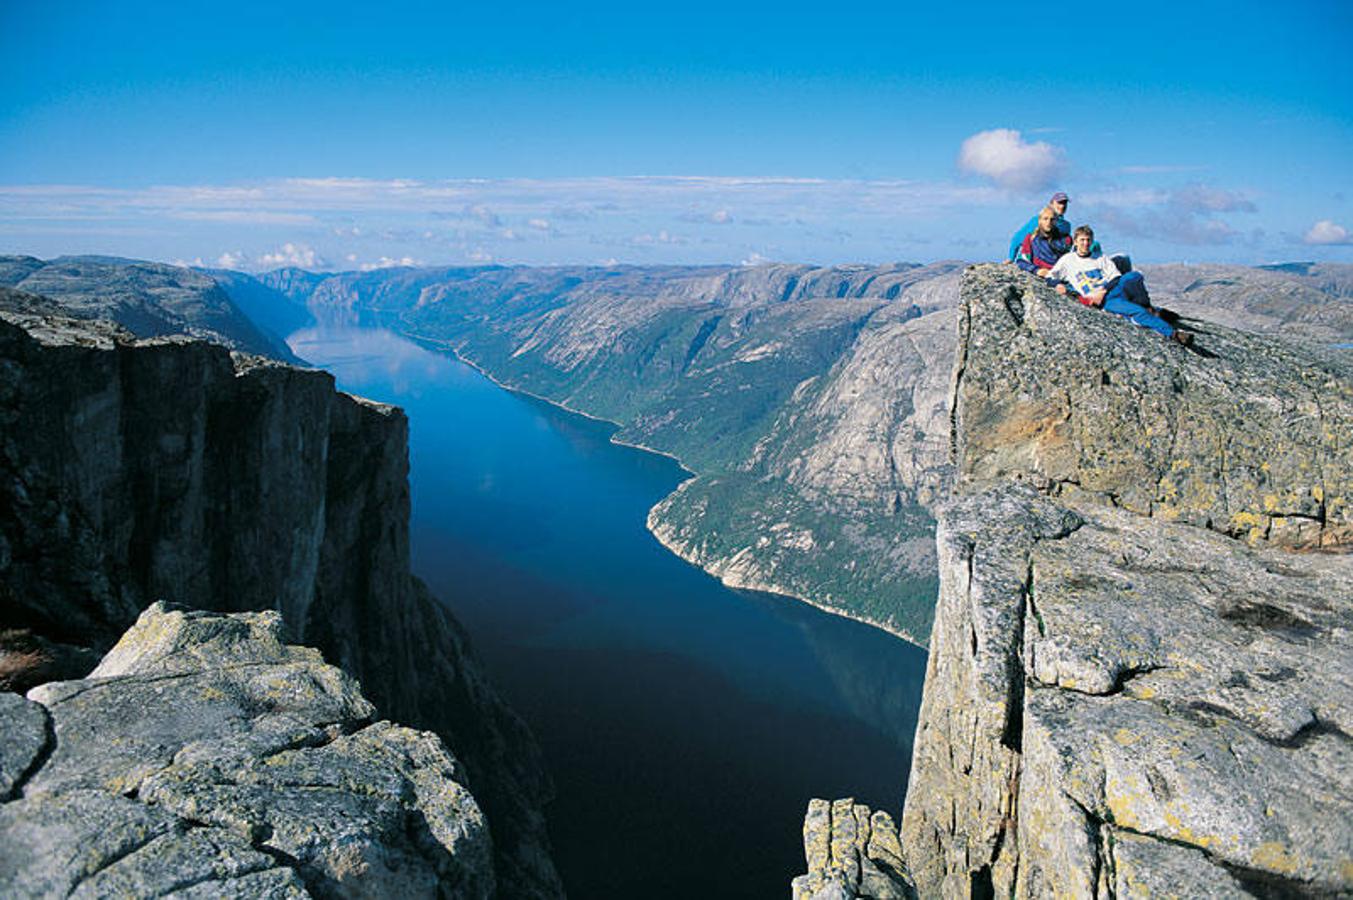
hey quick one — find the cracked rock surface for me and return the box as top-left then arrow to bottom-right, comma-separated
954,265 -> 1353,549
0,303 -> 561,896
897,265 -> 1353,897
1,602 -> 493,899
791,798 -> 916,900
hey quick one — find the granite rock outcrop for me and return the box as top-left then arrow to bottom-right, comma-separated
791,798 -> 915,900
797,264 -> 1353,897
1,602 -> 494,898
0,304 -> 560,896
954,264 -> 1352,548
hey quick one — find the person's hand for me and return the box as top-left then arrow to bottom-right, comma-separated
1089,290 -> 1107,307
1055,284 -> 1067,295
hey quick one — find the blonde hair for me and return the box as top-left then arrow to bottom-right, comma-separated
1036,206 -> 1058,236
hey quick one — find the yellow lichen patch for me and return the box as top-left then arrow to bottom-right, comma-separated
1312,485 -> 1324,503
1263,494 -> 1280,512
1105,783 -> 1147,831
1113,729 -> 1138,746
1172,458 -> 1192,472
1252,841 -> 1301,876
1154,503 -> 1181,521
1340,860 -> 1353,883
1131,685 -> 1156,700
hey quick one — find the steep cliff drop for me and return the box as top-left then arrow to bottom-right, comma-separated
794,264 -> 1353,898
0,297 -> 562,897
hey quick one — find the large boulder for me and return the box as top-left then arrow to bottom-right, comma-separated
897,265 -> 1353,897
1,602 -> 494,898
953,264 -> 1353,548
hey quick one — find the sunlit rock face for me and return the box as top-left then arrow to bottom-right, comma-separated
953,264 -> 1353,549
2,603 -> 495,899
898,265 -> 1353,898
0,298 -> 561,898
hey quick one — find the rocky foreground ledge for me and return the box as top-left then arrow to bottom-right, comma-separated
796,265 -> 1353,897
1,603 -> 493,898
0,298 -> 560,896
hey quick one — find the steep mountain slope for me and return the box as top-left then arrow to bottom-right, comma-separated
285,261 -> 966,640
274,259 -> 1351,643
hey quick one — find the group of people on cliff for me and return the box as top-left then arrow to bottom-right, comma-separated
1007,192 -> 1193,346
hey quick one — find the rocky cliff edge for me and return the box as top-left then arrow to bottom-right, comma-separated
1,602 -> 493,898
0,302 -> 561,897
796,264 -> 1353,897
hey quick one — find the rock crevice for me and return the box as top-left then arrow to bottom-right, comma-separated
797,264 -> 1352,897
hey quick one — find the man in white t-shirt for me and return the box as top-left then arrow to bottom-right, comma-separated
1045,225 -> 1191,345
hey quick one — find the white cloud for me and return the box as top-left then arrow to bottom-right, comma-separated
1304,219 -> 1353,245
360,255 -> 421,271
170,210 -> 316,225
527,218 -> 551,230
258,242 -> 323,268
957,129 -> 1066,193
216,251 -> 247,269
468,248 -> 493,263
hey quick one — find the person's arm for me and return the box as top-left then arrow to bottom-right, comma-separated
1008,215 -> 1036,261
1014,234 -> 1039,272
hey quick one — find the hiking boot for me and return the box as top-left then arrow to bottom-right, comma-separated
1172,330 -> 1194,347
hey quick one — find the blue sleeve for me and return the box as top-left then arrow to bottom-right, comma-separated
1008,215 -> 1037,260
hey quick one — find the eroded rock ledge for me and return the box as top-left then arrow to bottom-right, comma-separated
1,603 -> 493,898
796,265 -> 1353,897
0,304 -> 560,896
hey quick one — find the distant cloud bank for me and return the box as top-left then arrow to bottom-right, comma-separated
0,168 -> 1341,268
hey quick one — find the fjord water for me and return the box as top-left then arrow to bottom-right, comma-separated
289,323 -> 928,898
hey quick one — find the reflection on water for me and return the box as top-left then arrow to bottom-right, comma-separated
289,323 -> 929,900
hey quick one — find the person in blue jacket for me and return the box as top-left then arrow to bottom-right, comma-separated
1008,192 -> 1070,261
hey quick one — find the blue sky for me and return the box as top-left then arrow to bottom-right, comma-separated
2,0 -> 1351,269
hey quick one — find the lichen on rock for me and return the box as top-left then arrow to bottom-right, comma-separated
895,265 -> 1353,897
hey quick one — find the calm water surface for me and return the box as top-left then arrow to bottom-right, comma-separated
289,323 -> 929,899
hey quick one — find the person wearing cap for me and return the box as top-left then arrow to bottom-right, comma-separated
1008,192 -> 1071,261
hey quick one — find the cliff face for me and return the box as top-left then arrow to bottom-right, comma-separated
2,603 -> 494,898
895,266 -> 1353,897
954,265 -> 1351,547
0,307 -> 560,896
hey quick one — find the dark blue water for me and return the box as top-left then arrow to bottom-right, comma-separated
289,324 -> 929,899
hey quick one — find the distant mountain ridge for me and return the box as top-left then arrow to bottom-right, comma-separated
0,255 -> 302,363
